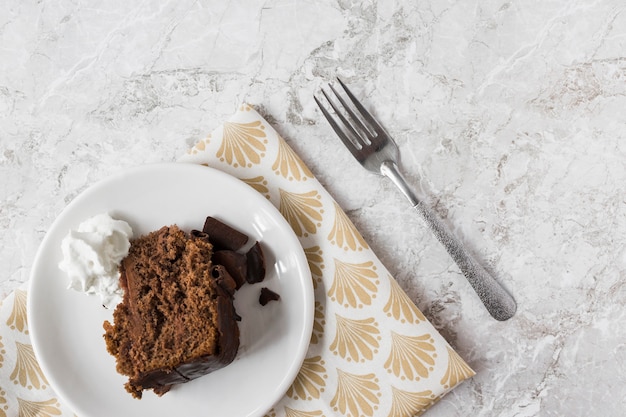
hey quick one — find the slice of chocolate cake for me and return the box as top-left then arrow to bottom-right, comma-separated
103,225 -> 240,399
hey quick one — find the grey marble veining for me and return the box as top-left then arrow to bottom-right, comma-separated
2,0 -> 626,415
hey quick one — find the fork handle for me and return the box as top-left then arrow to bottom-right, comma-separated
380,161 -> 517,321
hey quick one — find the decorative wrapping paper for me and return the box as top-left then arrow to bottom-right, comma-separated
0,104 -> 474,417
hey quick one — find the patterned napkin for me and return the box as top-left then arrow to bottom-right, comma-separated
0,104 -> 474,417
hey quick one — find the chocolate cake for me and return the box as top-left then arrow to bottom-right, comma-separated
103,225 -> 240,398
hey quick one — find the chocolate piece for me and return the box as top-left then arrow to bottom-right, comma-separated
245,241 -> 266,284
202,216 -> 249,251
259,287 -> 280,306
190,229 -> 210,242
211,264 -> 238,296
212,250 -> 247,289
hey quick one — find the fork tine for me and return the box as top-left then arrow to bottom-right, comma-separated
336,78 -> 386,137
314,95 -> 362,158
319,88 -> 366,148
327,83 -> 373,142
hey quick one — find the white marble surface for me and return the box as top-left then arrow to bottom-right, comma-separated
2,0 -> 625,415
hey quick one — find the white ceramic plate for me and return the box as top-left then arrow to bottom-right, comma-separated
28,163 -> 314,417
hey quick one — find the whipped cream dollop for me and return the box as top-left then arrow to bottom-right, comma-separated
59,213 -> 133,308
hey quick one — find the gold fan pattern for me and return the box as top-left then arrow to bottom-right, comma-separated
286,356 -> 328,400
10,342 -> 48,389
218,120 -> 268,167
384,277 -> 426,324
273,135 -> 313,181
331,370 -> 380,417
328,259 -> 379,308
284,407 -> 324,417
304,246 -> 325,289
279,189 -> 324,237
0,289 -> 75,416
7,289 -> 27,333
242,175 -> 271,199
1,105 -> 472,417
16,398 -> 62,417
328,202 -> 369,251
384,332 -> 437,381
387,387 -> 436,417
330,314 -> 380,362
441,346 -> 476,389
310,302 -> 325,345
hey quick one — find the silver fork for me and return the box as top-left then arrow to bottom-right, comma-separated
315,78 -> 517,321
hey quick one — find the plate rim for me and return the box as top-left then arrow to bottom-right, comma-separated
27,162 -> 314,417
